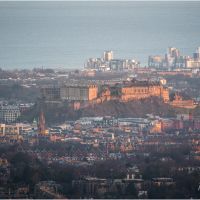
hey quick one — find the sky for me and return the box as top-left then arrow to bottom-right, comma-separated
0,0 -> 199,1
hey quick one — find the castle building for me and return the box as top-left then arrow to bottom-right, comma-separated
118,79 -> 169,102
162,88 -> 170,102
170,94 -> 197,109
41,79 -> 170,106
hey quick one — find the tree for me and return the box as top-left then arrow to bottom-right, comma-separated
125,182 -> 137,198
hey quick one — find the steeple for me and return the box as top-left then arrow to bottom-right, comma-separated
38,110 -> 48,135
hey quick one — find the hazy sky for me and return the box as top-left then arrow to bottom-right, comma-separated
0,0 -> 199,1
1,0 -> 199,69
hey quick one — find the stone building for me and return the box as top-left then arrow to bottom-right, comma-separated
41,85 -> 61,101
117,79 -> 169,102
41,84 -> 98,102
0,123 -> 25,143
60,84 -> 98,101
41,79 -> 169,106
170,94 -> 197,109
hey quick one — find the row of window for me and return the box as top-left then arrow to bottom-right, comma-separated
122,88 -> 149,93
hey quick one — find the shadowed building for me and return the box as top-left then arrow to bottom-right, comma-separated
41,84 -> 98,102
60,84 -> 98,101
41,85 -> 61,101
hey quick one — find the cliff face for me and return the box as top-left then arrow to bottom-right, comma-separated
21,97 -> 176,124
80,97 -> 175,118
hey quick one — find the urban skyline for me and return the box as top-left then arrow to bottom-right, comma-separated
1,1 -> 200,69
1,1 -> 200,199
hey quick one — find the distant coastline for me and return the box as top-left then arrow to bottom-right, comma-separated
0,1 -> 200,69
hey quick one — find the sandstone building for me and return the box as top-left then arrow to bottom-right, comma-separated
170,94 -> 197,109
41,84 -> 98,102
118,79 -> 169,102
41,79 -> 169,106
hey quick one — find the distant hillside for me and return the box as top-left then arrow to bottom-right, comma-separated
21,97 -> 176,124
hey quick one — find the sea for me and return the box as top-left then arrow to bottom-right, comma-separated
0,1 -> 200,70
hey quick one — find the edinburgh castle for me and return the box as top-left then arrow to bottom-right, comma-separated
41,79 -> 169,108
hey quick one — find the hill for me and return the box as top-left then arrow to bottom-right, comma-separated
80,97 -> 175,118
21,97 -> 176,124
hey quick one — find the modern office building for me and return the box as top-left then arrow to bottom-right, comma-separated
149,47 -> 186,68
85,51 -> 140,71
185,47 -> 200,68
0,105 -> 21,123
193,47 -> 200,60
103,50 -> 113,61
